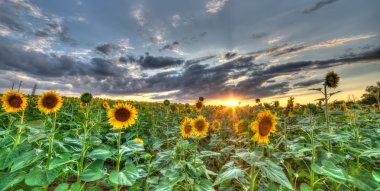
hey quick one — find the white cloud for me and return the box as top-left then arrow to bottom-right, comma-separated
171,14 -> 181,27
131,6 -> 145,26
206,0 -> 229,14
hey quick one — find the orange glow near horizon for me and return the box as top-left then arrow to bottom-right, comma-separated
225,99 -> 239,107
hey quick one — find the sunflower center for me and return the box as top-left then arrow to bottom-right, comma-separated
9,95 -> 23,108
42,95 -> 58,109
185,123 -> 192,133
115,108 -> 131,122
259,118 -> 272,136
195,120 -> 205,131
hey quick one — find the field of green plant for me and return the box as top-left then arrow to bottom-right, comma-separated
0,79 -> 380,191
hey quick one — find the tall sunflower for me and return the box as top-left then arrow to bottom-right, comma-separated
195,101 -> 204,111
1,90 -> 28,112
38,91 -> 63,115
181,117 -> 194,138
102,101 -> 110,109
80,102 -> 87,109
250,110 -> 278,144
211,120 -> 221,132
192,115 -> 209,137
107,103 -> 138,129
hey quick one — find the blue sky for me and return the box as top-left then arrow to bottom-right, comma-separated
0,0 -> 379,105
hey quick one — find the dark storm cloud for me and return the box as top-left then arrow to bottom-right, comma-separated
184,55 -> 216,67
294,79 -> 324,87
225,52 -> 237,59
125,54 -> 185,69
96,43 -> 124,55
302,0 -> 338,14
34,20 -> 76,44
159,41 -> 180,52
0,15 -> 24,32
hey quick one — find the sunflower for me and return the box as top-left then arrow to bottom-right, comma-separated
102,101 -> 110,109
325,71 -> 340,88
195,101 -> 204,111
38,91 -> 63,115
211,120 -> 221,132
80,102 -> 87,109
181,117 -> 194,138
107,103 -> 138,129
1,90 -> 28,112
192,115 -> 209,137
233,119 -> 248,135
134,138 -> 144,145
80,92 -> 93,103
250,110 -> 278,144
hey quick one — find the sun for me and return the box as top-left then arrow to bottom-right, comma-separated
226,99 -> 239,107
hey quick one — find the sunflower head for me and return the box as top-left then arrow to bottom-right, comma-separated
192,115 -> 209,137
170,105 -> 179,112
274,101 -> 280,108
134,138 -> 144,145
38,91 -> 63,115
107,103 -> 138,129
250,110 -> 278,144
233,119 -> 248,135
80,102 -> 88,109
195,101 -> 204,111
198,97 -> 205,102
211,120 -> 221,132
1,90 -> 28,112
325,71 -> 340,88
163,99 -> 170,106
80,92 -> 93,103
102,101 -> 110,109
181,117 -> 194,138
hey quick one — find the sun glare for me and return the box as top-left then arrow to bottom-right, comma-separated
226,99 -> 239,107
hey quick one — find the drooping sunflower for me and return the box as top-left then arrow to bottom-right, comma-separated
192,115 -> 209,137
181,117 -> 194,138
107,103 -> 138,129
102,101 -> 110,109
1,90 -> 28,112
38,91 -> 63,115
211,120 -> 221,132
195,101 -> 204,111
250,110 -> 278,144
134,138 -> 144,145
233,119 -> 248,135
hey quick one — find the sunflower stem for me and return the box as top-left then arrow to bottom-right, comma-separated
78,104 -> 91,183
13,110 -> 25,148
45,112 -> 57,191
114,129 -> 122,191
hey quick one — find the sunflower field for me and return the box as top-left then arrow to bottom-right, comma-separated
0,74 -> 379,191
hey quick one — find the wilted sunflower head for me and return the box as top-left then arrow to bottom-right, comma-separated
233,119 -> 248,135
107,103 -> 138,129
211,120 -> 221,132
325,71 -> 340,88
192,115 -> 209,137
251,110 -> 278,144
195,101 -> 204,111
163,99 -> 170,106
181,117 -> 194,138
102,101 -> 110,109
1,90 -> 28,112
80,92 -> 93,103
134,138 -> 144,145
38,91 -> 63,115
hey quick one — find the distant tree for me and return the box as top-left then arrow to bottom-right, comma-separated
362,82 -> 380,109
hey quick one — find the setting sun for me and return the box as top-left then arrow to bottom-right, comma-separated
226,99 -> 239,106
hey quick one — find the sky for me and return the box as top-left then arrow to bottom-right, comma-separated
0,0 -> 379,105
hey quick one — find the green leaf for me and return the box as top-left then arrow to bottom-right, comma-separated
235,151 -> 261,165
195,179 -> 214,191
0,171 -> 25,191
54,183 -> 69,191
49,153 -> 75,170
300,183 -> 310,191
88,145 -> 115,160
11,149 -> 45,172
311,160 -> 348,184
25,167 -> 61,186
200,151 -> 221,158
214,167 -> 243,185
80,160 -> 105,182
259,160 -> 293,190
373,171 -> 380,182
109,164 -> 139,186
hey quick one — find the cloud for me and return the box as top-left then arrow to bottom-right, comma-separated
293,79 -> 324,87
252,32 -> 267,39
131,6 -> 145,26
206,0 -> 229,14
95,40 -> 132,55
171,15 -> 181,28
159,41 -> 180,51
302,0 -> 338,14
124,54 -> 185,69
